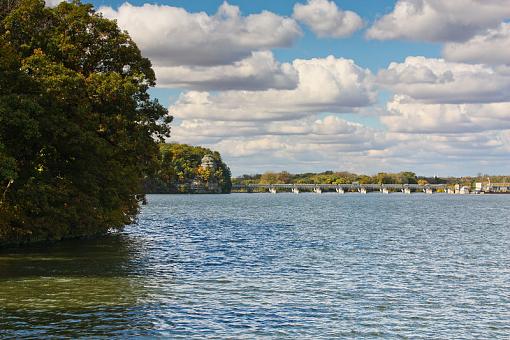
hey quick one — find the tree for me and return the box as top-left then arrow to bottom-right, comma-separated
259,172 -> 277,184
0,0 -> 20,19
417,179 -> 429,186
357,175 -> 372,184
260,171 -> 292,184
0,0 -> 171,245
397,171 -> 417,184
375,172 -> 393,184
144,143 -> 231,194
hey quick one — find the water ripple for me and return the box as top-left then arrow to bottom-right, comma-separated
1,193 -> 510,338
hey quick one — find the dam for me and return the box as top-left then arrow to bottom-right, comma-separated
232,183 -> 447,194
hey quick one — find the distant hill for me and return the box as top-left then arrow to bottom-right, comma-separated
145,143 -> 232,194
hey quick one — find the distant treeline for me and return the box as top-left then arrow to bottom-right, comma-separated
145,143 -> 232,194
233,171 -> 510,187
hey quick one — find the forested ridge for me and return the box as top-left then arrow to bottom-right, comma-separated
0,0 -> 172,245
145,143 -> 232,194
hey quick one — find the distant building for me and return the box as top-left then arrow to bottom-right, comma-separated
459,186 -> 470,195
201,154 -> 216,171
475,181 -> 509,193
453,184 -> 471,195
454,184 -> 461,194
490,183 -> 509,193
195,154 -> 220,193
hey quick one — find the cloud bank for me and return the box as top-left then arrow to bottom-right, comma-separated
153,51 -> 298,91
383,96 -> 510,133
170,56 -> 376,121
378,57 -> 510,104
443,23 -> 510,65
367,0 -> 510,42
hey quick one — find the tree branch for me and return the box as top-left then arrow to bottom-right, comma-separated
1,179 -> 14,205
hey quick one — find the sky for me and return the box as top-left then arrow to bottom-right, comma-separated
50,0 -> 510,176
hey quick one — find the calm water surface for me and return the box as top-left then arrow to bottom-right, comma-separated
1,193 -> 510,338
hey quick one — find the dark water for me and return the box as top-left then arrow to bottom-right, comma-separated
1,193 -> 510,339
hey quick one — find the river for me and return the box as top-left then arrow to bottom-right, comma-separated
1,193 -> 510,338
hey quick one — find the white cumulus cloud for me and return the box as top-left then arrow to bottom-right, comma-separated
293,0 -> 363,38
171,115 -> 378,144
366,0 -> 510,42
378,57 -> 510,104
182,116 -> 388,164
382,96 -> 510,133
154,51 -> 298,91
99,2 -> 302,67
443,23 -> 510,65
170,56 -> 376,121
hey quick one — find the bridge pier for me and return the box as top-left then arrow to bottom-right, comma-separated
232,183 -> 448,193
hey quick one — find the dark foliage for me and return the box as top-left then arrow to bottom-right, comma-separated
0,0 -> 172,245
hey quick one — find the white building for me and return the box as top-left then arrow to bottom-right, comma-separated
459,186 -> 470,195
201,154 -> 216,170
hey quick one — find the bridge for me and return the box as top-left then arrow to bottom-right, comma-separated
232,183 -> 447,194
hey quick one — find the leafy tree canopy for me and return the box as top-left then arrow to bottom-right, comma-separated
0,0 -> 171,245
145,143 -> 232,194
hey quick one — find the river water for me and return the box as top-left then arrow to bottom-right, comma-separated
1,193 -> 510,338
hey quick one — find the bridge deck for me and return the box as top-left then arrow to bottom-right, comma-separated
232,183 -> 446,191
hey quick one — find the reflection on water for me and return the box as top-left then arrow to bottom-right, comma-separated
2,193 -> 510,338
0,235 -> 157,337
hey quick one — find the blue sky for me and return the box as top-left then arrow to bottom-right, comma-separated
71,0 -> 510,176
